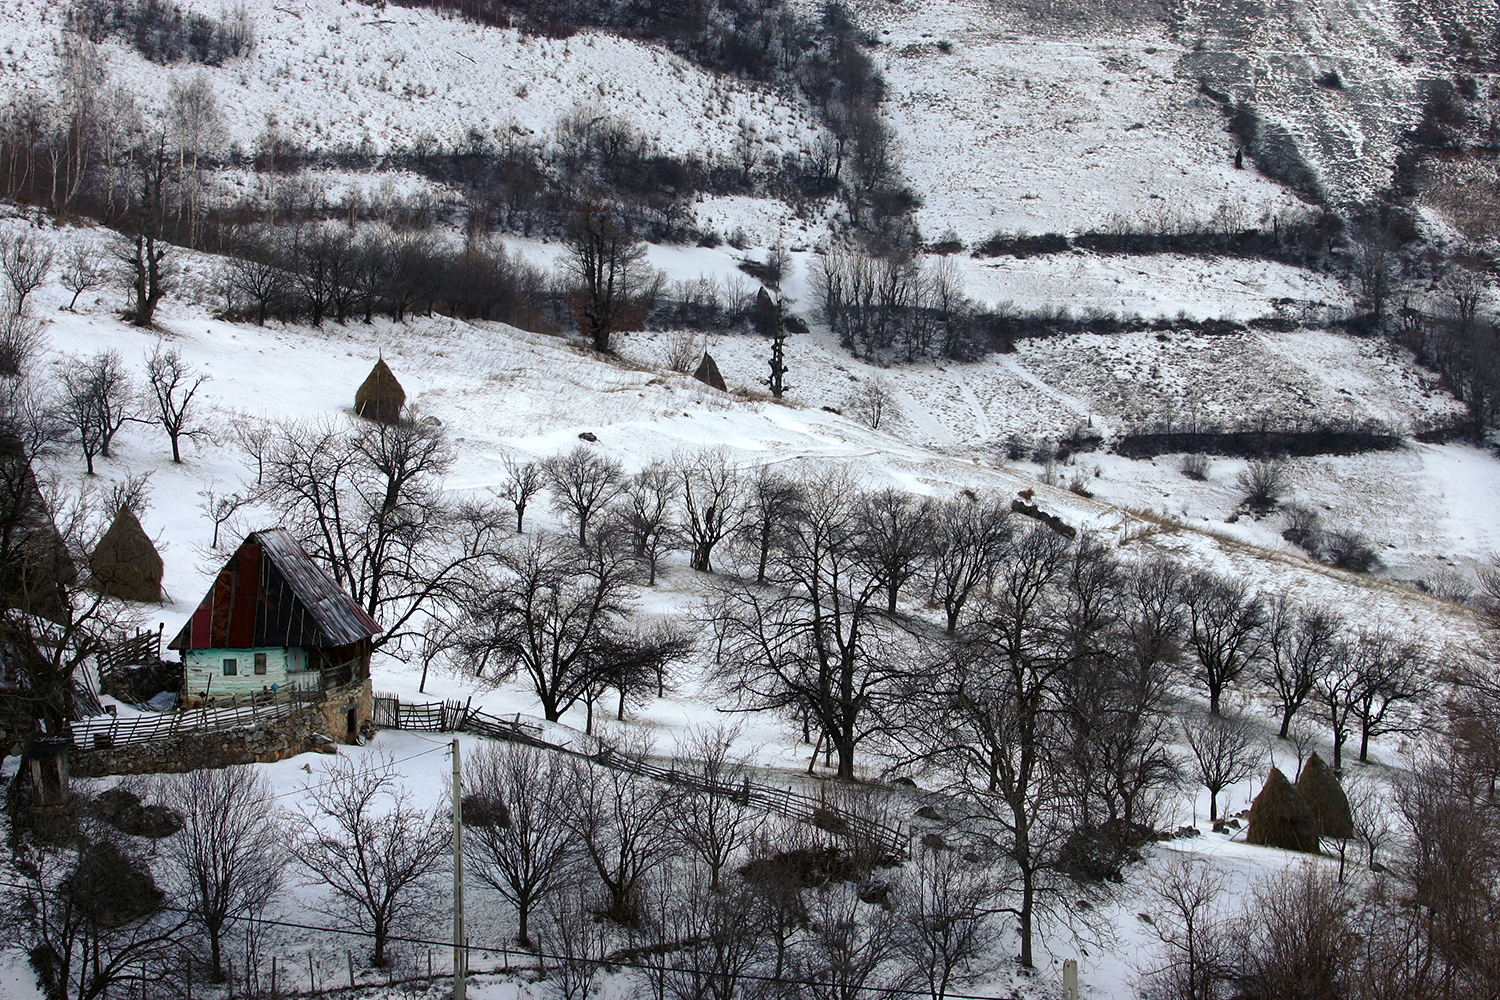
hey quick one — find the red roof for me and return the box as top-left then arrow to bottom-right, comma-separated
168,528 -> 381,651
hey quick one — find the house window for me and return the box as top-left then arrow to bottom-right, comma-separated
222,658 -> 238,676
254,653 -> 268,675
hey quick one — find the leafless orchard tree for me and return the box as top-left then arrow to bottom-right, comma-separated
157,766 -> 284,982
735,463 -> 801,585
618,459 -> 678,584
855,487 -> 934,614
499,452 -> 544,533
57,351 -> 133,474
1341,770 -> 1393,869
791,883 -> 906,1000
1347,629 -> 1428,763
1180,711 -> 1261,822
461,532 -> 642,723
563,733 -> 674,925
649,870 -> 763,1000
144,340 -> 209,463
667,724 -> 760,891
542,445 -> 627,546
675,448 -> 744,573
909,526 -> 1116,968
542,888 -> 607,1000
708,469 -> 909,780
1258,597 -> 1344,738
463,741 -> 576,947
845,375 -> 900,430
0,305 -> 44,377
927,493 -> 1012,635
246,413 -> 506,655
1180,571 -> 1266,716
288,752 -> 448,967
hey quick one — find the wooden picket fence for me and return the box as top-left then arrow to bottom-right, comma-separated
376,696 -> 907,860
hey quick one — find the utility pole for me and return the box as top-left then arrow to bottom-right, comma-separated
452,739 -> 466,1000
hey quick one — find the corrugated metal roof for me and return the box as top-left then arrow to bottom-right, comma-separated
168,528 -> 381,651
253,528 -> 382,646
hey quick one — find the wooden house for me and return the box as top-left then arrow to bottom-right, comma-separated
168,529 -> 381,739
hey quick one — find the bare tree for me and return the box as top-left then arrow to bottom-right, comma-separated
55,358 -> 106,474
1316,657 -> 1363,770
1231,865 -> 1359,1000
464,741 -> 576,946
115,139 -> 175,327
676,448 -> 743,573
564,203 -> 649,353
59,244 -> 106,311
792,884 -> 906,1000
144,341 -> 208,463
246,413 -> 505,654
927,493 -> 1011,635
619,459 -> 678,584
0,231 -> 54,313
1236,459 -> 1290,511
898,850 -> 1001,1000
6,834 -> 191,1000
845,375 -> 900,430
1341,770 -> 1392,869
1180,711 -> 1261,822
563,733 -> 674,925
1137,856 -> 1233,1000
1258,598 -> 1343,738
708,469 -> 908,780
736,463 -> 801,586
908,526 -> 1109,968
542,888 -> 607,1000
288,752 -> 448,967
463,533 -> 642,722
542,445 -> 627,546
1180,571 -> 1266,716
1347,629 -> 1427,763
499,453 -> 544,533
667,724 -> 759,892
653,871 -> 763,1000
0,307 -> 45,377
158,766 -> 284,981
223,230 -> 290,325
855,487 -> 934,614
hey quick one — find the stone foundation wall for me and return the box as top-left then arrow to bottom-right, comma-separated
69,680 -> 373,778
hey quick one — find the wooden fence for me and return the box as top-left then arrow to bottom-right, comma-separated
69,697 -> 304,750
378,697 -> 907,860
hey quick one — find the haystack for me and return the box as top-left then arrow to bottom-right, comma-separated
89,507 -> 162,603
1296,752 -> 1354,839
355,357 -> 406,423
1246,767 -> 1321,854
693,352 -> 727,392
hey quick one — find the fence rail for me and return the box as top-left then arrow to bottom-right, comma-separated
380,698 -> 907,859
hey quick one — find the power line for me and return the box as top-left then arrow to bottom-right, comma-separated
0,878 -> 1012,1000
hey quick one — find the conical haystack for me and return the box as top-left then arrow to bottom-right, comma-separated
1246,767 -> 1321,854
693,352 -> 727,392
1296,752 -> 1354,839
89,507 -> 163,603
355,357 -> 406,424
